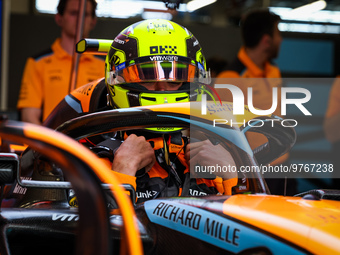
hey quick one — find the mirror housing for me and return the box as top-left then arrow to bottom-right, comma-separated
0,153 -> 18,185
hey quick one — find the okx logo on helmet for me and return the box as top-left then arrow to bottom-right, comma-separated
105,19 -> 211,110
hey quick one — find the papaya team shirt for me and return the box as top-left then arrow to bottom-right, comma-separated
216,47 -> 288,164
17,38 -> 105,121
216,47 -> 282,112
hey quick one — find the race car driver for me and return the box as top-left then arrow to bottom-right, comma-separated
44,19 -> 238,204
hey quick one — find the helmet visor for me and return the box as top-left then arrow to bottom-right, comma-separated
107,59 -> 210,85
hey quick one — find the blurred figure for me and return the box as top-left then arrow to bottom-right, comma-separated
206,57 -> 228,78
216,9 -> 296,195
217,8 -> 281,79
17,0 -> 104,125
324,76 -> 340,189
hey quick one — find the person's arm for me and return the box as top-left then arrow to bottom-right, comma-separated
112,134 -> 156,176
185,139 -> 238,193
100,156 -> 138,191
185,139 -> 238,195
21,108 -> 42,125
94,135 -> 155,202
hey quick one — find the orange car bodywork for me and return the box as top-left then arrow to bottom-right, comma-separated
223,194 -> 340,254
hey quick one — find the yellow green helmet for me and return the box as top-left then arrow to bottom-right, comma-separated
105,19 -> 210,109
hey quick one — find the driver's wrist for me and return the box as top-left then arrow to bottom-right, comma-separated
112,159 -> 138,176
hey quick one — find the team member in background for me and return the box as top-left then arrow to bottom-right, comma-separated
216,9 -> 296,195
218,9 -> 282,79
17,0 -> 104,125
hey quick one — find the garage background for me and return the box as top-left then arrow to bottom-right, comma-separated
1,0 -> 340,192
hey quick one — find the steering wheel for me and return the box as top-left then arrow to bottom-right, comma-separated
0,120 -> 143,255
55,106 -> 296,194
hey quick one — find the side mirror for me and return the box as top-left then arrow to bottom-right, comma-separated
15,149 -> 136,205
242,116 -> 296,165
0,153 -> 17,185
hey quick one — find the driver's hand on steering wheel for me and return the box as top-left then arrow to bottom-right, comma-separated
185,139 -> 238,180
112,134 -> 156,176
